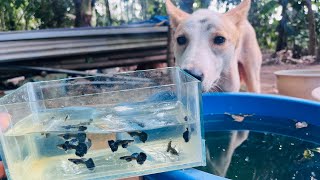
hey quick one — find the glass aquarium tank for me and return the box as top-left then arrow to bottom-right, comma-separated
0,67 -> 205,180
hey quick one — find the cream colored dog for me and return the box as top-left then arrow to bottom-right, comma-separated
166,0 -> 261,93
166,0 -> 262,177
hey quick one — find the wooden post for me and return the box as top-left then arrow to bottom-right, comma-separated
166,25 -> 175,67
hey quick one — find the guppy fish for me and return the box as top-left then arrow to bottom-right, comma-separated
64,115 -> 70,121
79,119 -> 93,126
120,152 -> 147,165
167,141 -> 179,156
108,140 -> 134,152
68,158 -> 95,170
40,132 -> 50,138
183,128 -> 190,143
128,131 -> 148,143
61,125 -> 88,131
58,132 -> 87,142
57,138 -> 79,148
57,138 -> 92,157
61,118 -> 93,129
57,141 -> 77,151
75,141 -> 91,157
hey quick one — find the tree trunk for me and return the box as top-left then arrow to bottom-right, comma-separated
200,0 -> 211,8
179,0 -> 194,13
126,1 -> 129,22
25,16 -> 30,30
276,0 -> 288,52
104,0 -> 112,25
120,1 -> 123,24
305,0 -> 317,56
139,0 -> 147,20
74,0 -> 94,27
317,44 -> 320,63
74,0 -> 82,27
7,5 -> 16,30
0,8 -> 5,31
131,0 -> 135,21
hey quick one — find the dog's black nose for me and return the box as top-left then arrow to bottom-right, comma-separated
183,69 -> 203,81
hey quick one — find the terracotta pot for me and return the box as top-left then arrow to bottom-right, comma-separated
312,87 -> 320,101
274,69 -> 320,100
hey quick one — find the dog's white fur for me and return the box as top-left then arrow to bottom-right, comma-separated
166,0 -> 262,177
166,0 -> 261,93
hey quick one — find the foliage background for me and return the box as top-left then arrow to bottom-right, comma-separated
0,0 -> 319,56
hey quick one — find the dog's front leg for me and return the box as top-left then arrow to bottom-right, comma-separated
221,58 -> 241,92
206,131 -> 249,177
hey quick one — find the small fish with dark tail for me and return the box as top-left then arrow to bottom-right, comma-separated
62,119 -> 93,129
120,152 -> 147,165
58,132 -> 87,142
66,138 -> 79,146
57,138 -> 92,157
183,128 -> 190,142
108,140 -> 134,152
79,118 -> 93,126
61,125 -> 88,131
68,158 -> 95,170
78,126 -> 88,131
57,140 -> 78,151
128,131 -> 148,143
41,132 -> 50,138
75,139 -> 92,157
167,141 -> 179,156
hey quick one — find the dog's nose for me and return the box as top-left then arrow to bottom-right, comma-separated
183,69 -> 203,81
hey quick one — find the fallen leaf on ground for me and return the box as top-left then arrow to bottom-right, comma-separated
224,113 -> 253,122
295,121 -> 308,129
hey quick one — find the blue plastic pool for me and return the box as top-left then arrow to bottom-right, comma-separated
145,93 -> 320,180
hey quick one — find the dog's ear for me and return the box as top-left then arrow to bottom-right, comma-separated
166,0 -> 189,28
224,0 -> 251,26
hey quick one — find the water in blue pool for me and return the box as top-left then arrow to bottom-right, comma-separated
197,114 -> 320,180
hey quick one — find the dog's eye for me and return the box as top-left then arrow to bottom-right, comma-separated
213,36 -> 226,45
177,36 -> 187,45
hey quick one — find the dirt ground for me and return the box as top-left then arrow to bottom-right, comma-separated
260,63 -> 320,94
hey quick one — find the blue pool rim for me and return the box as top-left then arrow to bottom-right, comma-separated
145,93 -> 320,180
202,92 -> 320,125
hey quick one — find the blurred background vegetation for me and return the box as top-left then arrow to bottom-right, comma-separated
0,0 -> 319,59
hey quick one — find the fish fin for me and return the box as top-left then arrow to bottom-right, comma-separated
131,153 -> 139,158
183,130 -> 189,142
78,126 -> 87,131
136,152 -> 147,165
85,158 -> 95,170
75,143 -> 88,157
58,134 -> 67,139
108,140 -> 118,152
68,158 -> 83,164
86,139 -> 92,149
121,143 -> 128,148
120,156 -> 133,162
167,141 -> 172,152
56,144 -> 66,151
166,146 -> 170,152
77,133 -> 87,142
139,132 -> 148,143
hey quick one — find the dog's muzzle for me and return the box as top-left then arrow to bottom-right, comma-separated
183,69 -> 203,82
